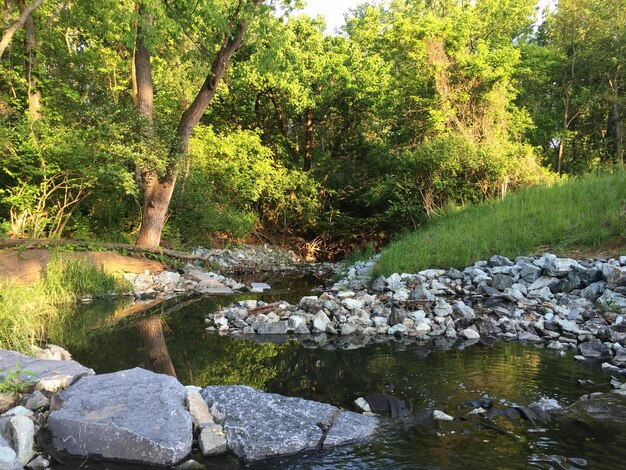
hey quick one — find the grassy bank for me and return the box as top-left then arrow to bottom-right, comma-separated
374,173 -> 626,276
0,256 -> 128,353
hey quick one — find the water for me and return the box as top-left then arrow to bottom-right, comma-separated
48,275 -> 625,469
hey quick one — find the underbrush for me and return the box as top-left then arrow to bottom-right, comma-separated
0,256 -> 128,352
374,173 -> 626,276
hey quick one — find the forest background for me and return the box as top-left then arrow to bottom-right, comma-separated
1,0 -> 624,259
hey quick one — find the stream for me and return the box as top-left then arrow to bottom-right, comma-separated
47,274 -> 626,469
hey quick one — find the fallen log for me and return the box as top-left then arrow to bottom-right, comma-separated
0,238 -> 210,263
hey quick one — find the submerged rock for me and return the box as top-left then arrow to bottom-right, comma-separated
200,385 -> 377,462
47,367 -> 192,466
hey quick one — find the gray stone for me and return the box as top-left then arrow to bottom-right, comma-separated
460,328 -> 480,340
0,435 -> 20,470
257,321 -> 288,335
10,415 -> 34,465
47,368 -> 192,466
411,284 -> 435,301
198,426 -> 227,456
341,324 -> 357,336
24,390 -> 49,411
25,455 -> 50,469
545,257 -> 579,277
605,265 -> 626,289
581,281 -> 607,302
492,274 -> 514,291
453,301 -> 475,320
528,276 -> 558,291
551,273 -> 581,294
433,299 -> 453,317
476,318 -> 501,336
518,332 -> 542,342
556,318 -> 582,335
201,385 -> 377,462
520,264 -> 542,283
489,255 -> 514,267
598,290 -> 626,313
371,276 -> 387,291
447,268 -> 464,280
0,350 -> 94,385
579,340 -> 612,359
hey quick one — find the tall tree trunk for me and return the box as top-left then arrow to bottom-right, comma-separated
135,0 -> 263,249
18,0 -> 40,121
609,77 -> 624,166
303,108 -> 314,171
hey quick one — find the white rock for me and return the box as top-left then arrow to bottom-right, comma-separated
198,426 -> 227,456
187,391 -> 214,429
342,298 -> 364,310
388,324 -> 408,335
250,283 -> 271,291
0,436 -> 20,470
433,410 -> 454,421
414,320 -> 432,333
460,328 -> 480,340
418,269 -> 445,279
10,415 -> 34,466
354,397 -> 372,413
386,273 -> 404,289
407,310 -> 427,322
313,311 -> 332,332
433,299 -> 453,317
336,291 -> 355,299
392,289 -> 410,301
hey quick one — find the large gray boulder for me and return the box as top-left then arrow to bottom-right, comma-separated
0,349 -> 94,383
47,368 -> 192,466
201,385 -> 378,462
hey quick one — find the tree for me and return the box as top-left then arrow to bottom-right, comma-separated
133,0 -> 265,249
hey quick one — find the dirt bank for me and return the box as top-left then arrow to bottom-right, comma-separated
0,248 -> 165,284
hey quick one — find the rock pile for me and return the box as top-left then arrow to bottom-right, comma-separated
192,244 -> 300,271
206,253 -> 626,373
125,267 -> 245,299
0,348 -> 93,469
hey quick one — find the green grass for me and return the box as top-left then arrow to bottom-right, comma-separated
0,256 -> 129,353
374,172 -> 626,276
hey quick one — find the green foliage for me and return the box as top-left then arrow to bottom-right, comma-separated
169,126 -> 320,244
374,172 -> 626,275
0,363 -> 35,395
0,0 -> 624,253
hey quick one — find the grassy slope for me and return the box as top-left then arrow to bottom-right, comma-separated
374,173 -> 626,276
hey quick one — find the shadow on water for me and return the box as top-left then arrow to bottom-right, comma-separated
47,274 -> 626,469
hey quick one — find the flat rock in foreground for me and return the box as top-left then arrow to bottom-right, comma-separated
201,385 -> 377,462
0,350 -> 94,382
47,368 -> 192,466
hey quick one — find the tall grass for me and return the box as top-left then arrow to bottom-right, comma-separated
374,173 -> 626,276
0,256 -> 128,353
